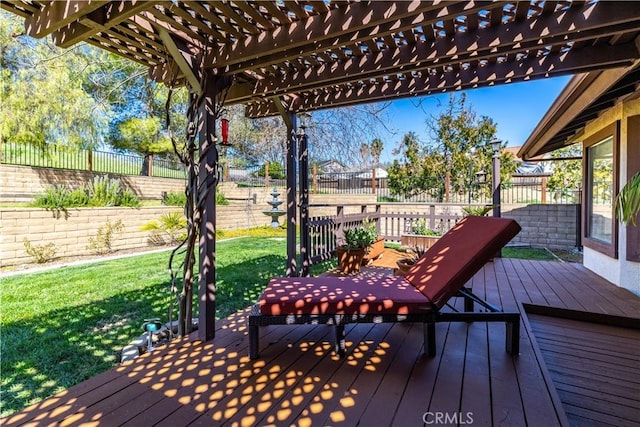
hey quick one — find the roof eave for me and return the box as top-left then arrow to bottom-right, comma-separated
519,58 -> 640,161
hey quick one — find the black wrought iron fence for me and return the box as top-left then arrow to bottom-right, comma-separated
1,142 -> 186,179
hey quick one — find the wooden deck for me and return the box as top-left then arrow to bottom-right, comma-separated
3,256 -> 640,426
528,315 -> 640,427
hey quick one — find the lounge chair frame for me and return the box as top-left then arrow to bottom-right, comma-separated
248,286 -> 520,359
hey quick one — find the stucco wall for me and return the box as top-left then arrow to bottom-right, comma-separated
568,98 -> 640,293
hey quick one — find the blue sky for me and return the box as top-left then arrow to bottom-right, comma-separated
377,75 -> 572,162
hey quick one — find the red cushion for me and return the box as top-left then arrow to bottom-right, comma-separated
259,275 -> 432,315
404,216 -> 521,309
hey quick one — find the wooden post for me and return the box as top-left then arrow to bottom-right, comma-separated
336,205 -> 345,247
492,150 -> 501,258
299,128 -> 311,277
87,149 -> 93,172
541,176 -> 547,204
147,154 -> 153,177
225,159 -> 230,181
372,167 -> 377,195
429,204 -> 436,230
197,73 -> 222,342
286,113 -> 298,277
445,170 -> 450,202
313,164 -> 318,194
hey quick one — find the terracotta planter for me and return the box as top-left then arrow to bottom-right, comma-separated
337,246 -> 366,274
396,257 -> 416,276
363,237 -> 385,265
400,234 -> 440,251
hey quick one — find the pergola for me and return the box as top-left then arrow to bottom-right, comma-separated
3,0 -> 640,342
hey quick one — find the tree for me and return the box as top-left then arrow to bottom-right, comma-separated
1,10 -> 189,163
256,161 -> 286,179
0,12 -> 111,149
304,103 -> 392,166
387,132 -> 439,199
370,138 -> 384,167
215,103 -> 392,170
546,144 -> 582,202
387,94 -> 516,201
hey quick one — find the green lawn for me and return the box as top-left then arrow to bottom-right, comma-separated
502,247 -> 557,261
0,236 -> 335,417
0,238 -> 562,417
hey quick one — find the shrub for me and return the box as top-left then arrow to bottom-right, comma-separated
462,205 -> 492,217
87,176 -> 123,206
162,190 -> 227,206
23,239 -> 57,263
343,219 -> 377,249
119,188 -> 141,207
256,161 -> 285,179
32,177 -> 141,215
140,212 -> 187,245
216,190 -> 229,205
68,188 -> 90,206
32,185 -> 89,219
411,218 -> 440,236
86,219 -> 124,254
163,191 -> 186,206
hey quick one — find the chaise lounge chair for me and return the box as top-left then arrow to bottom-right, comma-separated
249,216 -> 522,359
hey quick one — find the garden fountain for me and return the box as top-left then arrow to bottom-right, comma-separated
263,187 -> 286,227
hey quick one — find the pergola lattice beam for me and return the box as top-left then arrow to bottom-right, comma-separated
156,27 -> 202,94
25,0 -> 110,37
245,41 -> 640,117
50,1 -> 155,48
206,1 -> 481,68
239,4 -> 640,103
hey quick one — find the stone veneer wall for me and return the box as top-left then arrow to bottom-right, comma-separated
0,164 -> 187,203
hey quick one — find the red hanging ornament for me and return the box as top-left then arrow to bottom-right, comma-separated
221,118 -> 230,145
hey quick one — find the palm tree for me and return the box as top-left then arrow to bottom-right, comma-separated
370,138 -> 384,167
615,171 -> 640,226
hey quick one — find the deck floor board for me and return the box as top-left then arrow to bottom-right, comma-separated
528,313 -> 640,427
3,257 -> 639,426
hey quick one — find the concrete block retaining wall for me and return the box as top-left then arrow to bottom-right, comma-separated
0,193 -> 377,267
502,203 -> 580,250
0,165 -> 187,203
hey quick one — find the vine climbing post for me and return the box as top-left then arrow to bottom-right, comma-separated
285,112 -> 298,277
197,73 -> 224,342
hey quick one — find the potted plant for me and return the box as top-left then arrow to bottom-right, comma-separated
361,218 -> 385,265
396,245 -> 428,276
400,218 -> 441,251
461,205 -> 492,217
337,220 -> 378,274
615,171 -> 640,226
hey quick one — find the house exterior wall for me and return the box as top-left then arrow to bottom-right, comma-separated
571,98 -> 640,294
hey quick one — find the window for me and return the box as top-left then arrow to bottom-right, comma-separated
587,137 -> 613,242
583,122 -> 618,258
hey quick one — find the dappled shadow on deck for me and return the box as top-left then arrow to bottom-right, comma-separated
3,257 -> 640,426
